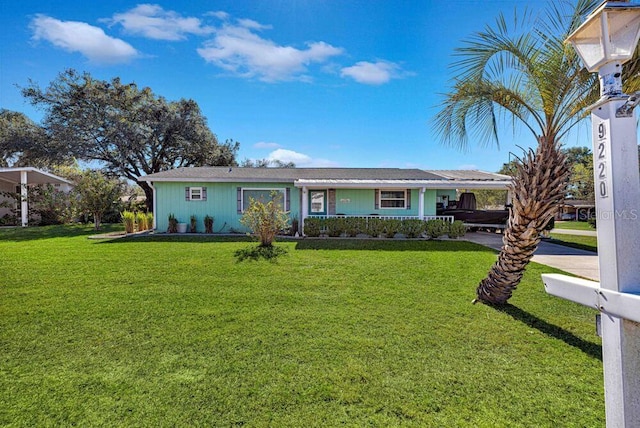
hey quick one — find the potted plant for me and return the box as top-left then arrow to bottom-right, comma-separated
190,215 -> 197,233
168,214 -> 178,233
204,215 -> 214,234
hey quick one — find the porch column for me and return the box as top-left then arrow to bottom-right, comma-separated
506,189 -> 513,206
151,183 -> 157,230
301,187 -> 308,235
418,187 -> 425,219
20,170 -> 28,227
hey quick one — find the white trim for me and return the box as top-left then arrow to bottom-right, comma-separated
189,186 -> 204,201
378,189 -> 407,209
294,179 -> 512,190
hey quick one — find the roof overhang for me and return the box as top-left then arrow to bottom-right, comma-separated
294,179 -> 512,190
0,167 -> 73,186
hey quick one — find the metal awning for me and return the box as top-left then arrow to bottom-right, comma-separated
0,167 -> 72,186
0,167 -> 72,227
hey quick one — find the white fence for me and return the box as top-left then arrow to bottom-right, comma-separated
306,214 -> 455,223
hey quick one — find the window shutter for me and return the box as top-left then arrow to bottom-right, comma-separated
185,187 -> 190,201
285,188 -> 291,211
202,187 -> 207,201
374,189 -> 379,209
406,189 -> 411,210
237,187 -> 242,213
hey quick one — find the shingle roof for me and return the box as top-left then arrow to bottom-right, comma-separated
141,167 -> 444,182
427,170 -> 513,181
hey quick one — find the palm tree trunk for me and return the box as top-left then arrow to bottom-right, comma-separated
475,137 -> 570,305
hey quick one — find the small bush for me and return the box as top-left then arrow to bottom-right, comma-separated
426,219 -> 448,239
303,218 -> 322,237
146,212 -> 154,230
240,192 -> 289,247
136,212 -> 147,231
400,219 -> 426,238
122,211 -> 136,234
234,245 -> 288,262
168,214 -> 178,233
190,215 -> 197,233
447,220 -> 466,239
325,217 -> 344,237
384,219 -> 401,238
204,215 -> 214,234
367,217 -> 384,237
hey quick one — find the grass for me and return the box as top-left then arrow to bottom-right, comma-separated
553,221 -> 595,231
549,233 -> 598,253
0,225 -> 604,427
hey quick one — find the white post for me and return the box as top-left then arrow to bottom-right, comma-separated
590,94 -> 640,427
151,183 -> 157,230
419,188 -> 425,219
20,170 -> 28,227
301,187 -> 308,235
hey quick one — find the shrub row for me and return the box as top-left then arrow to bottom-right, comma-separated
303,217 -> 466,239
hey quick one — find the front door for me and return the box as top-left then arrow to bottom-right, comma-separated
309,190 -> 327,215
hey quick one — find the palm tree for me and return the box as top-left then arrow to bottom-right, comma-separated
433,0 -> 639,305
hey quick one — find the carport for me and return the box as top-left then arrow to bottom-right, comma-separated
0,167 -> 73,227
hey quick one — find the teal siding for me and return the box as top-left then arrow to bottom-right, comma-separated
154,181 -> 299,233
424,189 -> 437,215
153,181 -> 446,232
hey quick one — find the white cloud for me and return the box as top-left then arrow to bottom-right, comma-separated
30,14 -> 138,64
340,60 -> 408,85
107,4 -> 215,41
254,141 -> 281,149
197,19 -> 343,82
267,149 -> 338,167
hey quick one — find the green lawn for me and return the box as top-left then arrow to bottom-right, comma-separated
0,225 -> 604,427
553,221 -> 595,231
549,233 -> 598,253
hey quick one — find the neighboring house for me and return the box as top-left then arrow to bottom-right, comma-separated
141,167 -> 512,234
0,167 -> 73,227
557,199 -> 596,221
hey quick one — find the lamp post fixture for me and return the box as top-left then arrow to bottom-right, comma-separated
541,1 -> 640,426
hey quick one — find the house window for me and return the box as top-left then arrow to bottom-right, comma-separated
310,191 -> 325,213
241,188 -> 286,212
185,186 -> 207,201
379,190 -> 407,209
190,187 -> 203,200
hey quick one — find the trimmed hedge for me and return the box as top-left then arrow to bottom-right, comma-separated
303,217 -> 467,239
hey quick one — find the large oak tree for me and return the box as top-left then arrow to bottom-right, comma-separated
22,69 -> 238,209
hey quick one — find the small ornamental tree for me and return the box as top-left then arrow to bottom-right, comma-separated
240,191 -> 289,247
73,170 -> 123,230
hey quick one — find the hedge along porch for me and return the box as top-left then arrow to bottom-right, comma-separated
140,167 -> 512,234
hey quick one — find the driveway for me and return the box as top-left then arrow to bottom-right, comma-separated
463,231 -> 599,281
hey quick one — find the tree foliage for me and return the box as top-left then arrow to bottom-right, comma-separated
21,69 -> 239,208
240,158 -> 296,168
564,146 -> 594,201
72,170 -> 124,230
239,191 -> 290,247
0,109 -> 50,168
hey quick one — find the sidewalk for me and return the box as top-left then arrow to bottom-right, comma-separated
463,231 -> 599,281
550,228 -> 597,237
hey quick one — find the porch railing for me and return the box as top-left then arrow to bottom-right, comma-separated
306,214 -> 455,223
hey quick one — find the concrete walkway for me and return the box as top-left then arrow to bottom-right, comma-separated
463,231 -> 599,281
550,228 -> 597,237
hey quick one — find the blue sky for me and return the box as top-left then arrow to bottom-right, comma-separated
0,0 -> 592,172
